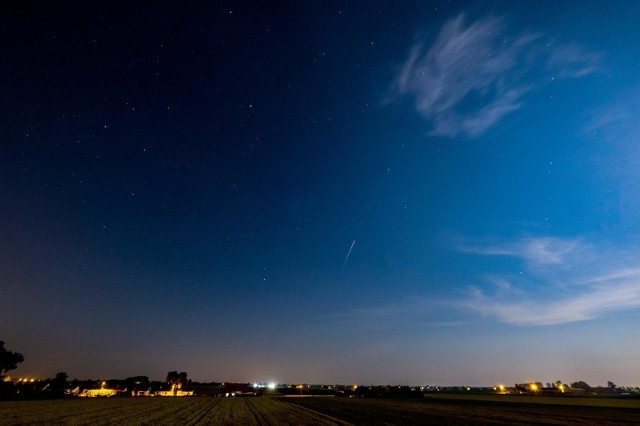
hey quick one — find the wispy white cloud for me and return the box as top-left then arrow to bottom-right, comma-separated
393,14 -> 601,137
463,271 -> 640,326
585,88 -> 640,218
586,87 -> 640,140
584,268 -> 640,284
458,236 -> 584,265
546,43 -> 602,78
458,236 -> 640,325
336,236 -> 640,328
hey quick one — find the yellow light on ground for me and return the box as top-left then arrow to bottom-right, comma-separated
530,383 -> 538,392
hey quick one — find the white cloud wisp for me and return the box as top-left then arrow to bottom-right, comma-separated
459,237 -> 640,326
458,236 -> 584,266
393,14 -> 600,138
336,237 -> 640,328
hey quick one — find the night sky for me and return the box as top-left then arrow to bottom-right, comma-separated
3,1 -> 640,386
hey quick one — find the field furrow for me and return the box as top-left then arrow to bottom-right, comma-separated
2,395 -> 640,425
182,397 -> 224,426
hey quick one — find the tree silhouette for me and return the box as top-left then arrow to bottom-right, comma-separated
0,341 -> 24,374
570,381 -> 593,392
53,372 -> 68,388
166,371 -> 188,387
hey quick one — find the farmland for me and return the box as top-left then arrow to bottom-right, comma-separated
0,397 -> 341,426
287,395 -> 640,425
1,395 -> 640,425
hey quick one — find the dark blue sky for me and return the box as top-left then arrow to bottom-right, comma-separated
3,1 -> 640,386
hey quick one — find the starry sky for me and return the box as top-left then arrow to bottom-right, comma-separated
2,1 -> 640,386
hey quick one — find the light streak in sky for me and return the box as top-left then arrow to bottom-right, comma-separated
342,240 -> 356,271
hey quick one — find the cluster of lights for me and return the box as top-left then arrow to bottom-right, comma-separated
492,384 -> 507,393
16,378 -> 37,383
252,382 -> 277,389
491,383 -> 569,394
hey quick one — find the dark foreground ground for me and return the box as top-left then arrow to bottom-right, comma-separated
1,395 -> 639,425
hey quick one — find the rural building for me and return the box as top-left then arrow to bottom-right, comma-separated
223,382 -> 256,396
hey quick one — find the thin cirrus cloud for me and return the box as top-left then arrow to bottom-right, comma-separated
336,237 -> 640,327
458,237 -> 640,326
586,88 -> 640,137
457,236 -> 584,266
393,14 -> 600,137
585,88 -> 640,216
463,272 -> 640,326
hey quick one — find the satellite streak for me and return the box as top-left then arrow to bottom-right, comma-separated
341,240 -> 356,271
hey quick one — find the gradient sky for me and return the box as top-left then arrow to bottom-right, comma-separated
2,1 -> 640,386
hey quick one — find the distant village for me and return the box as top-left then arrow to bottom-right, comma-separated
2,340 -> 640,400
2,371 -> 640,400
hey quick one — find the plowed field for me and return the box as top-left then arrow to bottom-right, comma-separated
1,395 -> 639,425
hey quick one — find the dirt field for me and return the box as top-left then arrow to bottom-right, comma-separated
424,393 -> 640,408
287,395 -> 640,425
1,395 -> 639,425
0,397 -> 338,426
